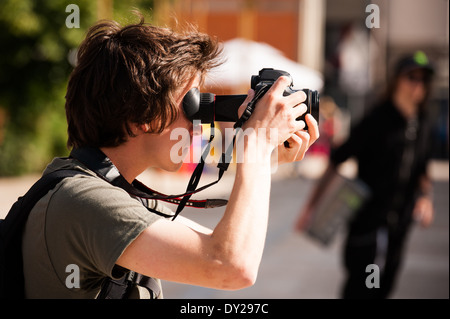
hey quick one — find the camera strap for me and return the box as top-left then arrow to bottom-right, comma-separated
171,120 -> 225,220
69,147 -> 228,220
233,85 -> 271,129
173,85 -> 272,219
211,84 -> 271,174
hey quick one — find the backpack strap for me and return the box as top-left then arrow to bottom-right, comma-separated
1,169 -> 82,299
133,272 -> 161,298
97,271 -> 161,299
1,168 -> 160,299
1,170 -> 82,241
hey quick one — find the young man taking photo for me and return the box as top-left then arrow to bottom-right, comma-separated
21,16 -> 319,299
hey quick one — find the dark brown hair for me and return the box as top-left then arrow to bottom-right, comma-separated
65,15 -> 222,149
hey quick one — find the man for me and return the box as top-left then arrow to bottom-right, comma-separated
22,16 -> 319,298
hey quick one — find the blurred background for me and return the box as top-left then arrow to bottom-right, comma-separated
0,0 -> 448,299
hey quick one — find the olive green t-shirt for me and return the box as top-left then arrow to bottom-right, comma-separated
22,157 -> 172,298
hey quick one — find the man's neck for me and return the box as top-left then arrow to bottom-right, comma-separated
100,144 -> 145,184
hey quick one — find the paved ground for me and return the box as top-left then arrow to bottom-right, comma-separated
1,158 -> 448,299
158,161 -> 449,299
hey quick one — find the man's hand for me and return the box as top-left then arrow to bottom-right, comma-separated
238,76 -> 319,157
413,195 -> 434,228
277,114 -> 319,165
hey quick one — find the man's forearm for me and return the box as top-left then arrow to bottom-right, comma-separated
209,135 -> 273,285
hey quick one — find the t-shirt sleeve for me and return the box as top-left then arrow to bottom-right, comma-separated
45,174 -> 165,283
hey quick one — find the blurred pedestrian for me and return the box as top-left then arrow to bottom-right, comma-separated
296,51 -> 435,298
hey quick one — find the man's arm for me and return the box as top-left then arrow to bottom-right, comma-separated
116,138 -> 273,289
413,174 -> 434,228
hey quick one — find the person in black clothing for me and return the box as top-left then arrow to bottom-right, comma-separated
296,51 -> 435,298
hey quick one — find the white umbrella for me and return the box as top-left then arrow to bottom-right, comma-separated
206,38 -> 323,91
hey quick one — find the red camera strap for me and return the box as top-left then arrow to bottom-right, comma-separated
70,146 -> 228,220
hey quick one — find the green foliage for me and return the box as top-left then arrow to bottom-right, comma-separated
0,0 -> 155,176
0,0 -> 96,175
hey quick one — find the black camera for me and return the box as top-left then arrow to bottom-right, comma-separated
183,68 -> 319,130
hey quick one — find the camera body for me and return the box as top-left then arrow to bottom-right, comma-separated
251,68 -> 319,130
183,68 -> 319,130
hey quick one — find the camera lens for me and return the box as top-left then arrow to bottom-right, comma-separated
300,89 -> 319,130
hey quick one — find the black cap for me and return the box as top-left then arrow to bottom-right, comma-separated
395,51 -> 435,76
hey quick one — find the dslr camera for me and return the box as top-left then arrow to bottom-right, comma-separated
183,68 -> 319,130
